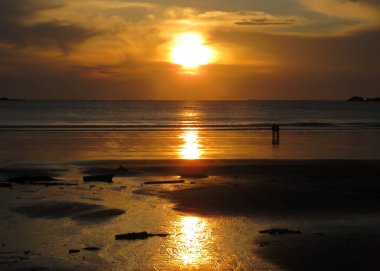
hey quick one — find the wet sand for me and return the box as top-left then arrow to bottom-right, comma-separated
1,130 -> 380,162
1,159 -> 380,270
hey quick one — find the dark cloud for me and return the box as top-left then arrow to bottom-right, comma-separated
209,29 -> 380,99
0,20 -> 98,53
212,28 -> 380,71
0,0 -> 62,18
0,0 -> 98,53
235,18 -> 297,26
0,62 -> 156,100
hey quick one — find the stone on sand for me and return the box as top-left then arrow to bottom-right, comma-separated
115,231 -> 169,240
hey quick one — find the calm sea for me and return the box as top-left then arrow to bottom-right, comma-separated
1,100 -> 380,131
1,100 -> 380,161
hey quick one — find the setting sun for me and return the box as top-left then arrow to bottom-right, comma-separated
170,33 -> 215,70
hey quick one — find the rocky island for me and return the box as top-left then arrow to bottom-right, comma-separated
347,96 -> 380,102
0,97 -> 25,101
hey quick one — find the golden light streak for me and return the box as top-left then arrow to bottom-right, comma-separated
172,216 -> 211,266
180,130 -> 201,159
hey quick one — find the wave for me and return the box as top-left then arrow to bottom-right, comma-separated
1,122 -> 380,131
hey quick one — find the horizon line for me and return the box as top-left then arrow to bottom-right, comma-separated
1,98 -> 346,102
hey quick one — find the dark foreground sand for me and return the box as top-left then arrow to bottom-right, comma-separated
1,159 -> 380,270
148,160 -> 380,270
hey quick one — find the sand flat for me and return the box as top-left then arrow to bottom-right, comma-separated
0,159 -> 380,270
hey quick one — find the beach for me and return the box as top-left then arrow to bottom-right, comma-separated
1,159 -> 380,270
1,100 -> 380,270
1,130 -> 380,162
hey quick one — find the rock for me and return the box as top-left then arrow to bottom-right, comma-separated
13,201 -> 125,222
255,241 -> 270,247
37,182 -> 77,187
69,249 -> 80,253
366,97 -> 380,102
259,228 -> 302,235
347,96 -> 365,102
83,174 -> 114,183
4,176 -> 75,186
115,231 -> 169,240
180,174 -> 208,179
83,246 -> 100,251
144,180 -> 185,185
116,165 -> 129,173
82,165 -> 132,177
7,175 -> 56,184
0,97 -> 24,101
347,96 -> 380,102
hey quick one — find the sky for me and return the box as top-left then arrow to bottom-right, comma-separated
0,0 -> 379,100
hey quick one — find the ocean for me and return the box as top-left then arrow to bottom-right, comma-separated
1,100 -> 380,161
1,100 -> 380,131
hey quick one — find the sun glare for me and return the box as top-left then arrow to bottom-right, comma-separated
172,216 -> 211,266
181,130 -> 201,159
170,33 -> 215,70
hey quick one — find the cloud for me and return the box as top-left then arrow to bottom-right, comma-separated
0,0 -> 98,52
0,0 -> 379,100
0,20 -> 98,53
235,18 -> 297,26
298,0 -> 380,34
175,10 -> 301,30
0,0 -> 62,18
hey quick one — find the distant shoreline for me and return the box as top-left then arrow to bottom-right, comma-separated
0,97 -> 25,101
347,96 -> 380,102
0,98 -> 357,102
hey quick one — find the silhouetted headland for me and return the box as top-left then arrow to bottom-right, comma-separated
347,96 -> 380,102
0,97 -> 25,101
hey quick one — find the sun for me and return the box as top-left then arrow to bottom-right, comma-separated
170,33 -> 215,70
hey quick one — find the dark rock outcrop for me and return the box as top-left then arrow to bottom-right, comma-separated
115,231 -> 169,240
259,228 -> 302,235
7,176 -> 56,183
83,174 -> 114,183
180,173 -> 208,179
83,246 -> 100,251
347,96 -> 380,102
347,96 -> 365,102
144,180 -> 185,185
366,97 -> 380,102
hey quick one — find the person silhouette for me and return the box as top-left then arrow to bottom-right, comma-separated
276,124 -> 280,144
272,124 -> 280,145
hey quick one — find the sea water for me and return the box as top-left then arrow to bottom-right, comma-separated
1,100 -> 379,162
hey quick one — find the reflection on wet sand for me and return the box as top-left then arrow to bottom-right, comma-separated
180,130 -> 202,159
170,216 -> 212,268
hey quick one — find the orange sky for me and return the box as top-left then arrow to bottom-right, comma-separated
0,0 -> 379,100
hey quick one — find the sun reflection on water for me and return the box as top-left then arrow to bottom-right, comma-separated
170,216 -> 212,267
180,130 -> 202,159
